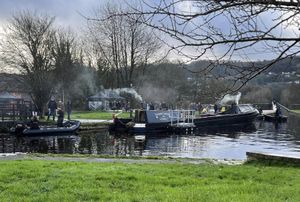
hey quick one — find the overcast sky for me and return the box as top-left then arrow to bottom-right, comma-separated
0,0 -> 296,62
0,0 -> 110,31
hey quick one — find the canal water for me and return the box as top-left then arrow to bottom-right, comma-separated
1,118 -> 300,160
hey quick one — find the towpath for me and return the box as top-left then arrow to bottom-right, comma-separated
0,153 -> 244,165
72,119 -> 112,123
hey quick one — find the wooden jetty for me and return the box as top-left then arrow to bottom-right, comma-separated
246,152 -> 300,165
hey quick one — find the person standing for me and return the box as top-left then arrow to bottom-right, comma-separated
58,100 -> 64,111
47,97 -> 57,121
66,100 -> 72,120
214,103 -> 219,114
57,107 -> 64,127
32,104 -> 38,117
275,105 -> 282,118
231,103 -> 239,114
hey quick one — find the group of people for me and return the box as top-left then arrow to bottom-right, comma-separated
109,101 -> 130,111
28,97 -> 72,130
47,98 -> 72,121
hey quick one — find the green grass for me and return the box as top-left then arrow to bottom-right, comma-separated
293,110 -> 300,114
0,160 -> 299,201
71,111 -> 130,120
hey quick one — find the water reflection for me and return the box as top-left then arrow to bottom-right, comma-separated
8,135 -> 79,154
1,120 -> 300,160
287,113 -> 300,138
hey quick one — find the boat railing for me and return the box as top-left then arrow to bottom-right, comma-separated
169,110 -> 195,126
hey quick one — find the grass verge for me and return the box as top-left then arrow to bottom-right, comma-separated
28,153 -> 174,160
71,111 -> 130,120
0,159 -> 299,201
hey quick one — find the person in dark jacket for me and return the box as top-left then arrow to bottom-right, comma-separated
66,100 -> 72,120
275,105 -> 282,117
214,103 -> 219,114
47,98 -> 57,121
231,103 -> 240,114
29,115 -> 39,129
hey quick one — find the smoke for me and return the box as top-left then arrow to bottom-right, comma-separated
112,88 -> 143,102
219,92 -> 241,105
71,67 -> 97,99
138,82 -> 177,103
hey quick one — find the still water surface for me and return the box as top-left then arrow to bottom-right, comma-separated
1,119 -> 300,160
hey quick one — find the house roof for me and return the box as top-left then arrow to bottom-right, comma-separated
0,91 -> 21,100
0,73 -> 26,92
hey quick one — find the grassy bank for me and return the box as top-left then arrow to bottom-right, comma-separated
0,160 -> 299,201
71,111 -> 130,120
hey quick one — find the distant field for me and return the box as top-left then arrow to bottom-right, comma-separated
71,111 -> 130,120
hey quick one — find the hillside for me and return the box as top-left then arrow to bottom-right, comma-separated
187,56 -> 300,84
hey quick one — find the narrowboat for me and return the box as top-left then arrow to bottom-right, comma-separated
194,104 -> 259,127
109,104 -> 259,133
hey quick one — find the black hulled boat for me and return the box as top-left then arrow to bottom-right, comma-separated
194,104 -> 259,127
110,110 -> 176,133
264,114 -> 287,123
12,120 -> 81,136
109,104 -> 259,133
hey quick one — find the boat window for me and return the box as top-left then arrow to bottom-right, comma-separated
239,105 -> 255,113
134,110 -> 146,123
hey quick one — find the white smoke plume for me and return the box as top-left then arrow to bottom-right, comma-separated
138,82 -> 178,103
113,88 -> 143,101
220,92 -> 241,105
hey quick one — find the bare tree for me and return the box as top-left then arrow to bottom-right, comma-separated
52,29 -> 78,102
280,84 -> 300,106
86,3 -> 161,88
116,0 -> 300,92
242,85 -> 273,103
0,11 -> 56,116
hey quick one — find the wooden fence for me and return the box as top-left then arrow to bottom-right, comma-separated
0,101 -> 33,122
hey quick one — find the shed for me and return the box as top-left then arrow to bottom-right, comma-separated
0,91 -> 22,104
88,89 -> 125,110
0,91 -> 26,119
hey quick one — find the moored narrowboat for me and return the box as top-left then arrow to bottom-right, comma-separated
109,104 -> 259,133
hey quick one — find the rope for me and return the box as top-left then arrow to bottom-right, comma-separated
276,102 -> 291,113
